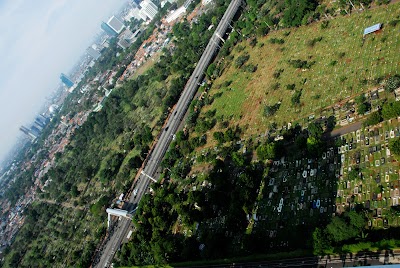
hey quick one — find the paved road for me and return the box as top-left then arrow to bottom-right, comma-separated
329,121 -> 363,138
93,1 -> 243,267
178,251 -> 400,267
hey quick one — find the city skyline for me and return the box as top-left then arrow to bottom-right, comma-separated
0,0 -> 128,164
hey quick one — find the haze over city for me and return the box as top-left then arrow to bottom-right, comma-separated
0,0 -> 127,163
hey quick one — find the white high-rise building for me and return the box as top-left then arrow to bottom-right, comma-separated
139,10 -> 150,21
107,16 -> 125,34
139,0 -> 158,21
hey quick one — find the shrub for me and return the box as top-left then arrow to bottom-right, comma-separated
243,64 -> 257,73
249,38 -> 257,47
338,52 -> 346,58
321,20 -> 329,29
288,59 -> 315,69
329,60 -> 337,66
269,38 -> 285,44
273,69 -> 284,79
291,90 -> 302,106
263,102 -> 281,117
385,74 -> 400,92
389,19 -> 399,27
235,54 -> 250,68
306,37 -> 323,47
270,82 -> 280,90
312,94 -> 321,100
286,84 -> 296,90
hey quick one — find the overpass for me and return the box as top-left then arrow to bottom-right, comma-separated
93,1 -> 244,267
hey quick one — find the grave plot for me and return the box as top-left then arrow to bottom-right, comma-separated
337,120 -> 400,228
251,148 -> 338,246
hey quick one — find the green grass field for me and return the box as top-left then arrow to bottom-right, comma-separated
202,3 -> 400,139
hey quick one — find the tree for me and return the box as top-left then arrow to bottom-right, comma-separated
282,0 -> 318,27
326,217 -> 357,243
382,101 -> 400,120
213,131 -> 225,144
357,102 -> 369,115
312,228 -> 332,255
307,122 -> 323,138
389,138 -> 400,156
231,152 -> 245,167
206,63 -> 217,78
307,136 -> 323,156
256,142 -> 276,160
363,111 -> 382,126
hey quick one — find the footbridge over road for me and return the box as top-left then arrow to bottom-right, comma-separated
93,1 -> 244,267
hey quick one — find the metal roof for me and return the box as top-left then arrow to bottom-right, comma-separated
363,23 -> 382,36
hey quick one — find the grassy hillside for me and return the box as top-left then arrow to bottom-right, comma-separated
201,3 -> 400,140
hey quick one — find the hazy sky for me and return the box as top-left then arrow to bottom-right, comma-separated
0,0 -> 127,163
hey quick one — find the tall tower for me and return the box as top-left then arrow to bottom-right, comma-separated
60,73 -> 74,88
19,126 -> 37,140
101,21 -> 118,37
140,0 -> 158,21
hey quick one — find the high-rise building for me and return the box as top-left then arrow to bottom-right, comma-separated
140,0 -> 159,21
107,16 -> 125,34
30,125 -> 41,137
101,21 -> 118,37
34,118 -> 45,130
138,10 -> 149,21
87,46 -> 101,60
19,126 -> 37,140
60,73 -> 74,88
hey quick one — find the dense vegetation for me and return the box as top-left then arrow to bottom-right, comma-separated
2,0 -> 399,267
116,0 -> 400,266
1,1 -> 236,267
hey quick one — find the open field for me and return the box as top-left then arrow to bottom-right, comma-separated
201,3 -> 400,139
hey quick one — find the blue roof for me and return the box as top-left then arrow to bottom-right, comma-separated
363,23 -> 382,35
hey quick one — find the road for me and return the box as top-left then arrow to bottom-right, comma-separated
93,1 -> 243,267
329,121 -> 363,138
177,251 -> 400,267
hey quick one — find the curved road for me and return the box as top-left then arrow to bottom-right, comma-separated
94,1 -> 243,267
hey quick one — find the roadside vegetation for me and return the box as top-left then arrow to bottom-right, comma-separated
2,0 -> 400,267
116,0 -> 400,267
1,1 -> 231,267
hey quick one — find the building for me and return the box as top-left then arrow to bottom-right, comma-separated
118,39 -> 131,49
125,5 -> 142,21
202,0 -> 212,5
138,10 -> 149,21
139,0 -> 159,21
107,16 -> 125,34
60,73 -> 74,88
19,126 -> 36,140
87,46 -> 101,60
117,29 -> 135,49
166,6 -> 187,23
101,21 -> 118,37
183,0 -> 193,8
30,125 -> 41,137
